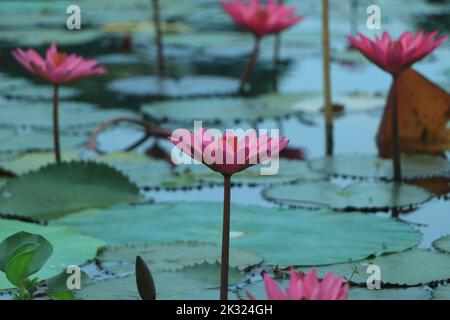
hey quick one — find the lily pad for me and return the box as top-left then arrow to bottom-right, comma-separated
98,241 -> 262,272
309,154 -> 450,180
0,219 -> 105,289
108,76 -> 240,98
0,162 -> 141,221
0,151 -> 80,175
142,93 -> 318,125
263,181 -> 432,211
238,278 -> 431,300
432,285 -> 450,300
177,159 -> 326,186
298,249 -> 450,287
0,102 -> 137,132
76,262 -> 243,300
433,235 -> 450,253
55,202 -> 422,266
0,29 -> 102,46
92,152 -> 200,189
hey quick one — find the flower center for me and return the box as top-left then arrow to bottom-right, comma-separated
256,8 -> 269,21
52,52 -> 68,67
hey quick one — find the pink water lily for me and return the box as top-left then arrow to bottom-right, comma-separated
222,0 -> 304,37
172,128 -> 288,300
12,43 -> 106,85
347,30 -> 447,76
222,0 -> 304,94
347,30 -> 447,183
12,43 -> 106,163
247,267 -> 349,300
171,128 -> 289,176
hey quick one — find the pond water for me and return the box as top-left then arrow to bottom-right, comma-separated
0,0 -> 449,300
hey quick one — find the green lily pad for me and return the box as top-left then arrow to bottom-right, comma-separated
0,29 -> 102,46
0,130 -> 85,156
177,159 -> 326,186
297,249 -> 450,287
142,93 -> 318,125
0,102 -> 137,132
75,262 -> 243,300
309,154 -> 450,180
432,285 -> 450,300
98,241 -> 262,272
92,152 -> 201,189
0,162 -> 141,221
55,202 -> 421,266
433,235 -> 450,253
263,181 -> 432,211
0,151 -> 80,175
238,278 -> 431,300
0,219 -> 105,289
109,76 -> 239,98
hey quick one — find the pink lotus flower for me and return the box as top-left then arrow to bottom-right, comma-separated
12,43 -> 106,85
347,30 -> 447,76
222,0 -> 304,38
247,267 -> 349,300
171,128 -> 289,176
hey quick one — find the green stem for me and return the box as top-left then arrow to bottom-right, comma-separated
391,76 -> 402,182
53,84 -> 61,163
239,36 -> 261,95
152,0 -> 165,78
220,174 -> 231,300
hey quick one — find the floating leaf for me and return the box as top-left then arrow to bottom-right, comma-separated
0,29 -> 102,46
109,76 -> 239,98
178,159 -> 326,186
92,152 -> 200,189
98,241 -> 262,272
0,162 -> 141,220
75,263 -> 243,300
0,102 -> 137,132
297,249 -> 450,287
433,235 -> 450,253
432,285 -> 450,300
142,93 -> 318,124
309,154 -> 450,180
263,181 -> 432,211
0,151 -> 80,175
238,278 -> 431,300
0,220 -> 105,289
377,69 -> 450,155
55,202 -> 421,266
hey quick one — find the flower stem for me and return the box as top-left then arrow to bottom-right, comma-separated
391,76 -> 402,182
272,0 -> 284,93
220,174 -> 232,300
239,36 -> 261,95
152,0 -> 165,78
52,84 -> 61,163
322,0 -> 333,156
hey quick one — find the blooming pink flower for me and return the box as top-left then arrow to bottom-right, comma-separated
247,267 -> 349,300
222,0 -> 304,38
171,128 -> 289,176
12,43 -> 107,85
347,30 -> 447,76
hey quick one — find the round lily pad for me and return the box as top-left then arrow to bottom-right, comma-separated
98,241 -> 262,272
238,279 -> 431,300
55,202 -> 422,266
0,151 -> 80,175
141,92 -> 318,125
0,29 -> 102,46
0,219 -> 105,289
177,159 -> 326,186
0,161 -> 141,221
92,152 -> 201,189
0,102 -> 137,132
108,76 -> 240,98
309,154 -> 450,180
263,181 -> 432,211
432,285 -> 450,300
433,235 -> 450,253
297,249 -> 450,287
75,263 -> 243,300
0,131 -> 86,156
